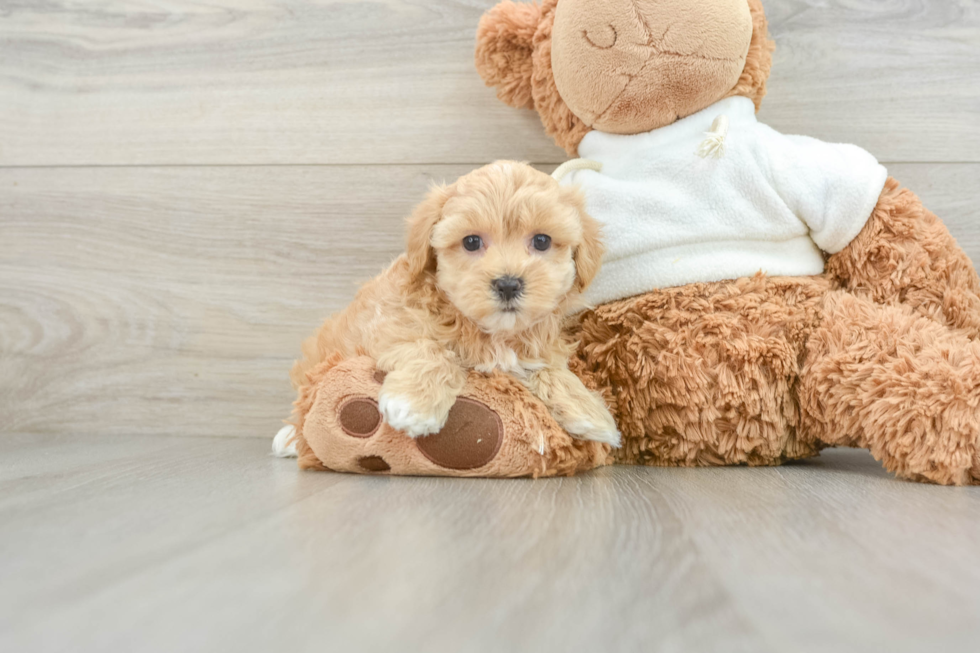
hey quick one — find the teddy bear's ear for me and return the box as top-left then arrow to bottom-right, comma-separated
727,0 -> 775,110
475,1 -> 544,109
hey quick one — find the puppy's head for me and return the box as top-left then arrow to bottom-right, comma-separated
406,161 -> 603,334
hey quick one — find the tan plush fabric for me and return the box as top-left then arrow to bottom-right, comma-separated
800,291 -> 980,486
528,1 -> 592,156
295,355 -> 609,478
724,0 -> 774,112
572,273 -> 829,468
551,0 -> 753,135
474,1 -> 543,110
826,177 -> 980,338
476,0 -> 772,154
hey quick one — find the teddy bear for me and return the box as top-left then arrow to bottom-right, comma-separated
284,0 -> 980,485
471,0 -> 980,485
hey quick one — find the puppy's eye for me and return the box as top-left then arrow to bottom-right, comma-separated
532,234 -> 552,252
462,235 -> 483,252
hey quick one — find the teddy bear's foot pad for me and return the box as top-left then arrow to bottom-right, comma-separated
415,398 -> 503,470
300,356 -> 609,477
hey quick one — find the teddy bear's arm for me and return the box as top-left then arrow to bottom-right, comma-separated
826,177 -> 980,339
764,130 -> 888,255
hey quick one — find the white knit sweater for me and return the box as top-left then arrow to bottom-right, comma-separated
562,96 -> 888,306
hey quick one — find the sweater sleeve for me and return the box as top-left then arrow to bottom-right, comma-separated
763,129 -> 888,254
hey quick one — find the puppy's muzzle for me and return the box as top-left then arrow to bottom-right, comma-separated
491,276 -> 524,302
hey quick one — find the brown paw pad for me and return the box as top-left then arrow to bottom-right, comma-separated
358,455 -> 390,472
338,398 -> 381,438
372,369 -> 387,384
416,397 -> 503,470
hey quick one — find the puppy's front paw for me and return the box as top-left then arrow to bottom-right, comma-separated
554,393 -> 621,447
378,391 -> 449,438
562,418 -> 622,448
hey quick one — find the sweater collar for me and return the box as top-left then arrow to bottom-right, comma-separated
577,96 -> 757,161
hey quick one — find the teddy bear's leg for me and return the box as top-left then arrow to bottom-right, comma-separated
826,177 -> 980,338
571,276 -> 831,468
799,290 -> 980,485
293,356 -> 610,477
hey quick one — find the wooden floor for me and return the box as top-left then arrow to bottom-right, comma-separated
3,1 -> 980,650
2,436 -> 978,653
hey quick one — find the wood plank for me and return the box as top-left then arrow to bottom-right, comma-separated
1,0 -> 978,166
1,436 -> 978,652
0,434 -> 769,653
0,164 -> 471,437
2,163 -> 978,438
642,450 -> 980,652
760,0 -> 980,162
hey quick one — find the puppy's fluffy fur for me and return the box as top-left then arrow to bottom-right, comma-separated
290,161 -> 619,445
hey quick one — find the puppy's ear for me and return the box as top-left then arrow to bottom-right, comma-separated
562,186 -> 604,293
475,1 -> 543,109
405,183 -> 453,280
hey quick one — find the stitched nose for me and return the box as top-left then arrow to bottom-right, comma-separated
491,276 -> 524,301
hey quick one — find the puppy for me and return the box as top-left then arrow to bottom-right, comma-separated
287,161 -> 619,448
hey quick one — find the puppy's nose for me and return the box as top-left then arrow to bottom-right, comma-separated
491,276 -> 524,301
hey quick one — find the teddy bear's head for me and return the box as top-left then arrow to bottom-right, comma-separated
476,0 -> 774,154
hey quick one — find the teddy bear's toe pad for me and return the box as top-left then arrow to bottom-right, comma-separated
416,398 -> 503,470
357,455 -> 391,472
338,398 -> 381,437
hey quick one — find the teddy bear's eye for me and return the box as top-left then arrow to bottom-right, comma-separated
582,24 -> 618,50
463,235 -> 483,251
532,234 -> 552,252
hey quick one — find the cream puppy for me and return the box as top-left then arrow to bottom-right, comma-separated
285,161 -> 619,451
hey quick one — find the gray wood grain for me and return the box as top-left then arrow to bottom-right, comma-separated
3,4 -> 979,650
1,0 -> 978,166
3,163 -> 978,438
0,164 -> 466,437
1,435 -> 978,653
